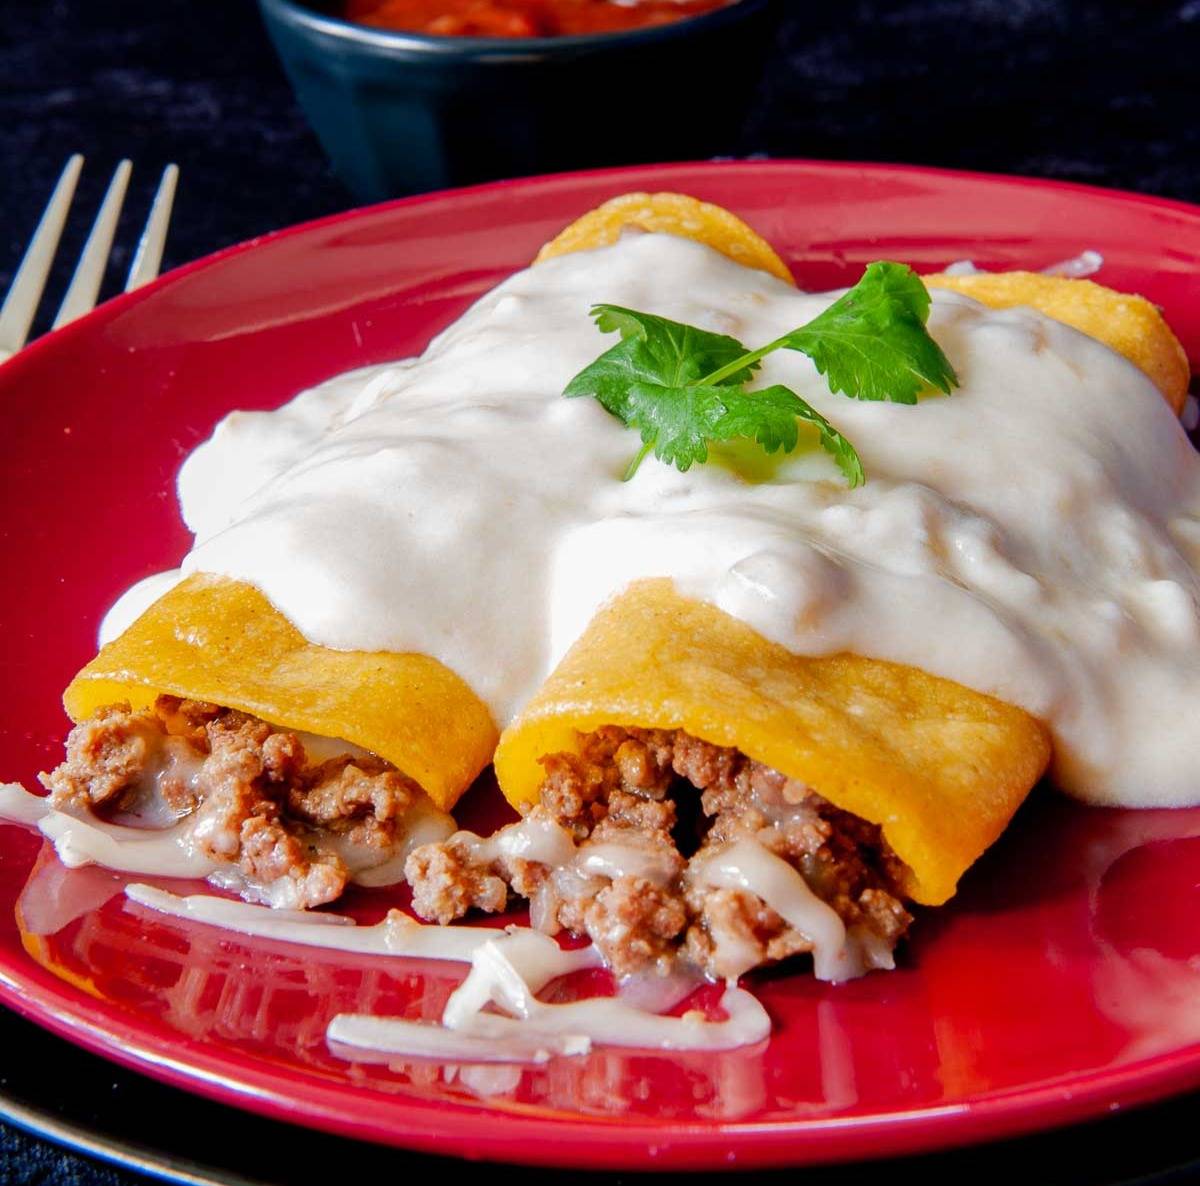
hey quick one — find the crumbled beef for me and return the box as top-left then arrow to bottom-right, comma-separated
671,731 -> 742,792
154,695 -> 225,745
288,756 -> 417,847
40,703 -> 161,812
238,816 -> 346,909
536,726 -> 679,840
605,789 -> 676,833
559,812 -> 688,975
683,887 -> 814,981
207,707 -> 271,750
858,887 -> 913,945
503,856 -> 550,902
39,696 -> 428,911
405,838 -> 508,924
608,731 -> 675,797
585,812 -> 682,871
536,751 -> 616,839
405,795 -> 690,974
262,731 -> 307,784
563,876 -> 688,978
406,726 -> 913,981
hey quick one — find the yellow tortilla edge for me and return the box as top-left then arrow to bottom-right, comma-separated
534,191 -> 796,285
495,581 -> 1052,907
925,270 -> 1190,413
63,574 -> 498,812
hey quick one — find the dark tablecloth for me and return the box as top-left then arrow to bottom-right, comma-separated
2,0 -> 1199,1181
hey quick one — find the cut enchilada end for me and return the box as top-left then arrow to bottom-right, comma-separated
493,580 -> 1051,907
63,573 -> 498,812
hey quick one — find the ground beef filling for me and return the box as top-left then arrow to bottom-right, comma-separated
406,727 -> 913,979
39,697 -> 422,909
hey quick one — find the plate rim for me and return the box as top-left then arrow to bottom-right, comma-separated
0,1087 -> 249,1186
8,155 -> 1200,392
4,157 -> 1200,1170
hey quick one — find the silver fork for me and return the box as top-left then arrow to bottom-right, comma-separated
0,156 -> 179,365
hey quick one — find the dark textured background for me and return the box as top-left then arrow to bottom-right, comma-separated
2,0 -> 1200,1181
4,0 -> 1200,306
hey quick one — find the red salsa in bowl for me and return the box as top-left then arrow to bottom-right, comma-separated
343,0 -> 734,37
259,0 -> 778,198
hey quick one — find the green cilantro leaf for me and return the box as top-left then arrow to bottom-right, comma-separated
776,262 -> 958,403
623,382 -> 728,472
564,305 -> 758,420
712,385 -> 865,487
564,261 -> 957,484
617,382 -> 862,487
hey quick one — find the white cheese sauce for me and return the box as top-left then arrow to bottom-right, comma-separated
0,782 -> 454,905
123,882 -> 769,1060
691,838 -> 858,982
134,232 -> 1199,807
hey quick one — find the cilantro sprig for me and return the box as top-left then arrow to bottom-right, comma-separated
564,261 -> 958,485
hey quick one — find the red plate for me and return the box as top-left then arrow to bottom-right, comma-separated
2,160 -> 1200,1171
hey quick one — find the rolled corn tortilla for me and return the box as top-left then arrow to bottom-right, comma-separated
63,573 -> 498,811
518,195 -> 1191,909
923,270 -> 1190,412
506,196 -> 1190,908
494,580 -> 1052,906
535,192 -> 795,284
540,195 -> 1189,411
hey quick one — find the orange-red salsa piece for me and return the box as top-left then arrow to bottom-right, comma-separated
344,0 -> 734,38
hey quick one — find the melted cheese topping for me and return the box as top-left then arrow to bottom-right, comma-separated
149,233 -> 1200,807
123,882 -> 770,1059
0,789 -> 863,1053
0,782 -> 454,905
690,838 -> 853,982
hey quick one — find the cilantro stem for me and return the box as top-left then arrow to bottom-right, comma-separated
623,440 -> 653,481
698,334 -> 792,387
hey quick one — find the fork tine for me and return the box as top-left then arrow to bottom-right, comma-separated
125,164 -> 179,293
52,159 -> 133,331
0,154 -> 85,357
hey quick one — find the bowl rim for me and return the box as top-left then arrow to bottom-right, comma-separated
256,0 -> 772,57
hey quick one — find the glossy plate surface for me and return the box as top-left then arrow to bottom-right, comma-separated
2,160 -> 1200,1170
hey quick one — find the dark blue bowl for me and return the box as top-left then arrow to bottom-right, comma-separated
257,0 -> 783,201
